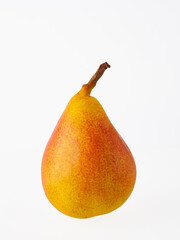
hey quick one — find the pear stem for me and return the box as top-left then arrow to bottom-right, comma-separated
83,62 -> 110,95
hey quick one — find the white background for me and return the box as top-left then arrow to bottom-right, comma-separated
0,1 -> 180,239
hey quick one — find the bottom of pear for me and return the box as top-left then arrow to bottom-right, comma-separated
45,190 -> 134,219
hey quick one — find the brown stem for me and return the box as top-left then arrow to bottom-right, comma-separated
82,62 -> 110,95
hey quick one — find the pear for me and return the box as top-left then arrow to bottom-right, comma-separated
41,63 -> 136,218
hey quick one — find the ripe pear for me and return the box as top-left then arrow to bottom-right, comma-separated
41,63 -> 136,218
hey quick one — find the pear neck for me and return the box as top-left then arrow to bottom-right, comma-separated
79,62 -> 110,96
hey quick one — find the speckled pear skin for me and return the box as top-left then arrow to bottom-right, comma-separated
41,63 -> 136,218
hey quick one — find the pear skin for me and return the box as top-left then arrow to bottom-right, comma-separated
41,63 -> 136,218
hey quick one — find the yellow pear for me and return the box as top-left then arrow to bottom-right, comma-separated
41,63 -> 136,218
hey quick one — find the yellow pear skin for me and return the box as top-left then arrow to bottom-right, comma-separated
41,63 -> 136,218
